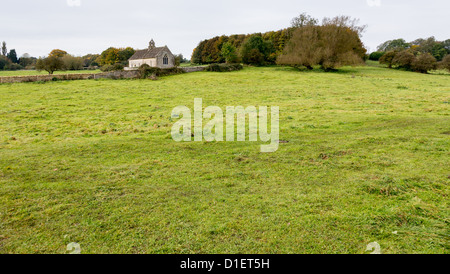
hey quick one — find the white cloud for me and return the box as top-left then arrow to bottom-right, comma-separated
367,0 -> 381,7
67,0 -> 81,7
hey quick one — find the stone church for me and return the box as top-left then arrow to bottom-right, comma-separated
127,39 -> 175,69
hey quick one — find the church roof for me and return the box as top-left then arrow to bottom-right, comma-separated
129,46 -> 169,60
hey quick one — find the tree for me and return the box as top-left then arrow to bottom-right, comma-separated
379,51 -> 397,68
61,55 -> 84,70
391,50 -> 415,70
0,55 -> 9,70
369,51 -> 385,61
412,53 -> 437,73
443,39 -> 450,53
36,56 -> 64,74
49,49 -> 68,58
291,13 -> 318,28
221,42 -> 238,63
439,54 -> 450,71
1,41 -> 6,56
82,54 -> 100,67
277,16 -> 366,70
96,47 -> 120,66
240,34 -> 275,65
7,49 -> 18,63
191,45 -> 203,64
19,53 -> 37,68
174,54 -> 182,66
377,39 -> 410,52
118,47 -> 135,65
431,43 -> 447,61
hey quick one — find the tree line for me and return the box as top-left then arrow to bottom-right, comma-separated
369,37 -> 450,73
191,13 -> 367,70
191,30 -> 292,65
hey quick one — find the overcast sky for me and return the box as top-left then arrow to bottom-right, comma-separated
1,0 -> 449,58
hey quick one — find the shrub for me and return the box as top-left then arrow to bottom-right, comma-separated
0,55 -> 10,70
62,55 -> 84,70
138,64 -> 185,79
412,53 -> 437,73
100,64 -> 115,72
100,63 -> 123,72
439,54 -> 450,71
379,51 -> 397,68
369,51 -> 385,61
392,50 -> 415,70
5,63 -> 22,71
205,63 -> 243,72
113,63 -> 124,71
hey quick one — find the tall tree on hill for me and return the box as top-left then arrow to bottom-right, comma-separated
1,41 -> 6,56
7,49 -> 18,63
291,13 -> 318,28
377,39 -> 410,52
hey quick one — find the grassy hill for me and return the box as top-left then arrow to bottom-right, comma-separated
0,65 -> 448,253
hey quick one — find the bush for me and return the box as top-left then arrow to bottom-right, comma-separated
61,55 -> 84,70
0,55 -> 10,70
138,64 -> 185,79
439,54 -> 450,71
205,63 -> 243,72
100,63 -> 123,72
369,51 -> 385,61
412,53 -> 437,73
113,63 -> 124,71
379,51 -> 397,68
100,64 -> 115,72
392,50 -> 415,70
5,63 -> 22,71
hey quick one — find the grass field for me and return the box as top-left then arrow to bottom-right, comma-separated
0,70 -> 101,77
0,65 -> 448,254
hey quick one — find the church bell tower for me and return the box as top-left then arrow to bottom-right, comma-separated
149,39 -> 155,49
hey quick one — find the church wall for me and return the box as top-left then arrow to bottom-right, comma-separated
129,58 -> 157,68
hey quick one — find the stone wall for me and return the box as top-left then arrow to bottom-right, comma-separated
0,70 -> 140,84
0,67 -> 205,84
181,66 -> 206,73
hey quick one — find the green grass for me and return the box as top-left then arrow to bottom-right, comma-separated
0,70 -> 101,77
0,66 -> 448,254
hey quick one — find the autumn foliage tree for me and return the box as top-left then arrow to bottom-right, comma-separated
277,16 -> 367,70
191,30 -> 292,65
96,47 -> 135,66
49,49 -> 68,58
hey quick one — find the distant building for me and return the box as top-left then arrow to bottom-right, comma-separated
127,39 -> 175,69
